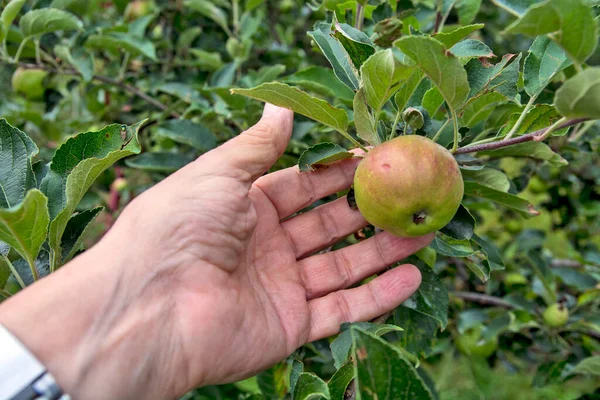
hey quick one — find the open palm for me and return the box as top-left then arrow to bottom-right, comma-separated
106,104 -> 432,398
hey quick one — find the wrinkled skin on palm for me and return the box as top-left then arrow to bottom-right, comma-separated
354,135 -> 464,237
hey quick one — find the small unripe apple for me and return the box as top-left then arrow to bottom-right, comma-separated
505,220 -> 522,234
353,135 -> 464,237
111,177 -> 128,192
456,327 -> 498,358
279,0 -> 294,12
124,0 -> 155,21
11,68 -> 48,100
543,303 -> 569,327
504,272 -> 527,286
528,176 -> 548,194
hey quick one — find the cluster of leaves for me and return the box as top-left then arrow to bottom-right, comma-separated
0,0 -> 599,399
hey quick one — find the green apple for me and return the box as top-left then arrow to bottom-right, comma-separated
504,272 -> 527,286
279,0 -> 294,12
124,0 -> 155,21
528,176 -> 548,194
11,68 -> 48,100
353,135 -> 464,237
456,327 -> 498,358
505,220 -> 522,234
111,178 -> 129,192
543,303 -> 569,327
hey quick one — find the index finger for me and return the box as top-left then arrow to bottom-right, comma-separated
253,150 -> 364,219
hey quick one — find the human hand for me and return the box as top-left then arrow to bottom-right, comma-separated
0,105 -> 432,400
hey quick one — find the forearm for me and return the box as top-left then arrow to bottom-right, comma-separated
0,236 -> 182,400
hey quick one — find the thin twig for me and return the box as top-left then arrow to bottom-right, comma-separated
576,330 -> 600,340
455,118 -> 589,155
550,259 -> 583,268
355,4 -> 365,30
452,291 -> 515,309
371,311 -> 393,324
11,62 -> 180,118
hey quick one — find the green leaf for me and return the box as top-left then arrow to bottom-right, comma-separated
331,322 -> 403,369
19,8 -> 82,38
422,87 -> 445,117
440,204 -> 475,240
0,189 -> 49,266
54,45 -> 94,82
456,0 -> 482,24
60,207 -> 102,263
331,18 -> 376,70
450,39 -> 494,60
394,35 -> 470,111
86,32 -> 157,60
479,141 -> 568,167
524,36 -> 570,97
327,362 -> 354,400
289,360 -> 304,395
157,120 -> 217,152
257,363 -> 288,400
351,327 -> 434,400
292,373 -> 330,400
249,64 -> 287,86
189,49 -> 224,72
360,49 -> 414,114
431,235 -> 479,257
504,0 -> 598,64
465,53 -> 521,99
568,356 -> 600,377
284,67 -> 355,101
0,256 -> 10,289
498,104 -> 565,137
554,67 -> 600,119
156,83 -> 206,105
353,89 -> 379,145
298,143 -> 354,172
231,83 -> 349,134
0,0 -> 26,42
490,0 -> 539,16
462,167 -> 511,192
485,103 -> 525,130
472,233 -> 505,272
125,152 -> 195,172
13,246 -> 51,286
0,119 -> 38,209
433,24 -> 485,48
308,21 -> 360,91
464,181 -> 540,217
184,0 -> 231,35
403,256 -> 449,329
41,121 -> 144,265
460,92 -> 507,127
394,306 -> 440,357
394,70 -> 424,114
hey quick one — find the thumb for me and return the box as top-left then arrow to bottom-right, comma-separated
217,103 -> 294,182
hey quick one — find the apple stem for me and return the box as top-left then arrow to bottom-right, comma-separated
432,119 -> 451,142
503,94 -> 537,141
450,110 -> 460,153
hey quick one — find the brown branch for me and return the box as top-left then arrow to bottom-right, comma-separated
455,118 -> 589,155
13,62 -> 180,118
434,11 -> 443,33
452,291 -> 515,309
550,259 -> 583,268
576,330 -> 600,340
371,311 -> 393,324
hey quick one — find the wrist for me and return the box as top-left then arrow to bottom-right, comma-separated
0,238 -> 176,400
